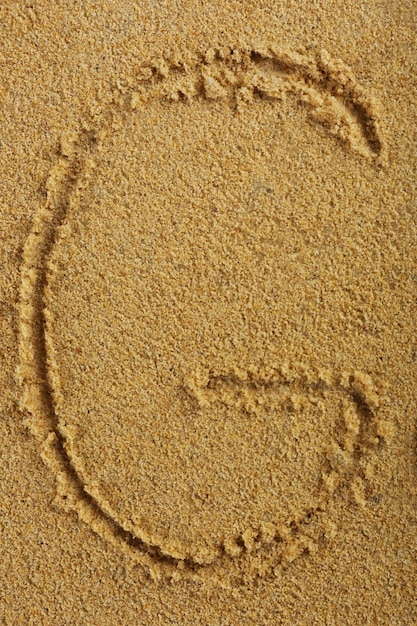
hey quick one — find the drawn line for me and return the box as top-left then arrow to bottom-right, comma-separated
18,45 -> 388,583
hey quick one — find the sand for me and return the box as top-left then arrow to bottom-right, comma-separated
1,2 -> 416,624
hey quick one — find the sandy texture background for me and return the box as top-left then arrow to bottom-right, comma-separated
1,1 -> 416,624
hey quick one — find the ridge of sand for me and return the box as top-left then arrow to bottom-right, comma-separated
17,46 -> 394,584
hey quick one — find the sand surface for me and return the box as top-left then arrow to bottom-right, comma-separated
1,2 -> 416,624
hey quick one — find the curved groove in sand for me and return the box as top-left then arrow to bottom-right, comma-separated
147,46 -> 384,160
18,46 -> 387,581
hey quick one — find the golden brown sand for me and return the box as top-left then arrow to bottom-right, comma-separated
1,2 -> 416,624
